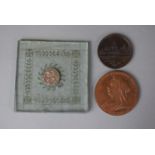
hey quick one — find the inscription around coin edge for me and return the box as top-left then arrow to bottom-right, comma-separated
95,71 -> 139,115
98,34 -> 133,69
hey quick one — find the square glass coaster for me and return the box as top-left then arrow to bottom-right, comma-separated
16,40 -> 89,112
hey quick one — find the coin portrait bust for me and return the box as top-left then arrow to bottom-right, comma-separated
107,76 -> 130,105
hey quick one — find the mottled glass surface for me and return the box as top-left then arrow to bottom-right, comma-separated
16,40 -> 88,112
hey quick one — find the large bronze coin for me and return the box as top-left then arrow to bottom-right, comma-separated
95,71 -> 139,116
98,33 -> 133,69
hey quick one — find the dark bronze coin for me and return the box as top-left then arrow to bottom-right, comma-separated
98,33 -> 133,69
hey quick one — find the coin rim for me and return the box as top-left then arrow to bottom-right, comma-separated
95,70 -> 139,116
42,68 -> 61,86
98,33 -> 133,69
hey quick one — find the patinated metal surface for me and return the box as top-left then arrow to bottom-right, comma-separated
95,71 -> 139,116
98,33 -> 133,69
42,68 -> 60,86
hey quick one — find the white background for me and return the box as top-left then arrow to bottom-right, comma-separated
0,0 -> 155,155
0,25 -> 154,129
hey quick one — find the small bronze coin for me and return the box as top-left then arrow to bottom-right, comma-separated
42,68 -> 60,86
95,71 -> 139,116
98,33 -> 133,69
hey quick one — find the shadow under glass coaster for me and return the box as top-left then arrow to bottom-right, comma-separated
16,40 -> 89,112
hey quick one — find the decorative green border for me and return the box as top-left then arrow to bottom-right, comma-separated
23,48 -> 81,105
23,49 -> 33,104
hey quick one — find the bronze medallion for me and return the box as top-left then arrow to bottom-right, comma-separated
98,33 -> 133,69
95,71 -> 139,116
42,68 -> 60,86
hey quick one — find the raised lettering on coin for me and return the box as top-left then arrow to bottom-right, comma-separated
95,71 -> 139,116
98,33 -> 133,69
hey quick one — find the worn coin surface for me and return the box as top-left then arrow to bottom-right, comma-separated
95,71 -> 139,116
98,33 -> 133,69
42,68 -> 60,86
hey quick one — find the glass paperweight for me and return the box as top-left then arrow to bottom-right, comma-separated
16,40 -> 89,112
